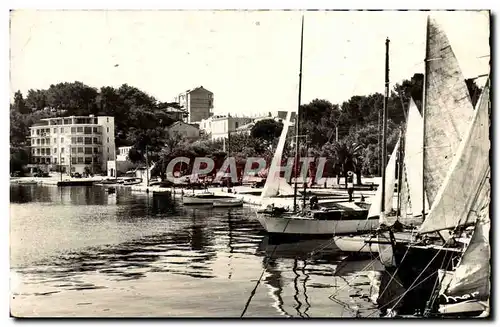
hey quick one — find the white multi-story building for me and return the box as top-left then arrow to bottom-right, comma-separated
199,111 -> 293,140
29,115 -> 115,175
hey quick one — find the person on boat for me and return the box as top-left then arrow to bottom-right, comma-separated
309,195 -> 319,210
347,176 -> 354,202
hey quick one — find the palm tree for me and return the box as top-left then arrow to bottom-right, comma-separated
331,141 -> 364,187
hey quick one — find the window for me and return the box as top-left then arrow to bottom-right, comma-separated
107,137 -> 109,143
54,158 -> 57,164
85,147 -> 92,154
37,139 -> 40,145
85,157 -> 92,164
235,122 -> 239,129
84,137 -> 92,145
84,127 -> 92,134
71,127 -> 76,134
72,157 -> 77,164
46,149 -> 50,155
107,127 -> 109,133
93,137 -> 98,144
93,127 -> 98,133
54,138 -> 57,144
71,147 -> 76,154
36,149 -> 40,155
36,129 -> 40,135
61,157 -> 65,164
77,157 -> 84,164
41,139 -> 45,145
46,158 -> 51,164
78,147 -> 83,153
94,147 -> 98,153
41,158 -> 45,164
46,139 -> 50,145
107,117 -> 109,123
61,137 -> 64,143
31,130 -> 35,136
71,137 -> 76,144
41,148 -> 45,155
77,137 -> 83,144
107,147 -> 109,153
54,128 -> 57,133
54,148 -> 57,154
61,127 -> 65,133
64,119 -> 71,125
77,127 -> 83,133
32,149 -> 36,154
61,148 -> 64,153
32,139 -> 35,145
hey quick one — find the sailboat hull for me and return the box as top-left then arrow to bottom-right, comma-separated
256,213 -> 379,236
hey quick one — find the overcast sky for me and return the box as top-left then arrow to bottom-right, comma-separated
10,10 -> 490,115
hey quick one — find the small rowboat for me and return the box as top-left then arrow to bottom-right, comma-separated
213,198 -> 244,207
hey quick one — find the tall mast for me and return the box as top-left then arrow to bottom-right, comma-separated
293,15 -> 304,211
380,38 -> 390,214
396,128 -> 404,218
422,16 -> 429,220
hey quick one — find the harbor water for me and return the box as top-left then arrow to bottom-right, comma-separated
10,184 -> 386,318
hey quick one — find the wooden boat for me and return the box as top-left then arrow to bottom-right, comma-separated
123,178 -> 142,186
16,180 -> 38,185
182,192 -> 234,205
213,198 -> 244,207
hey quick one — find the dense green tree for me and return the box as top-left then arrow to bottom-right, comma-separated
251,119 -> 283,144
13,91 -> 29,114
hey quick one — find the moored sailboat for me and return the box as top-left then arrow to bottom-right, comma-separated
255,16 -> 374,237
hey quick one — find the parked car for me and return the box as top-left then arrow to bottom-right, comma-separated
71,172 -> 82,178
34,172 -> 49,177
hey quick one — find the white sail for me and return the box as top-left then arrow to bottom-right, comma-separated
439,207 -> 490,309
423,17 -> 475,207
418,78 -> 490,234
260,110 -> 294,199
368,138 -> 400,224
403,98 -> 429,219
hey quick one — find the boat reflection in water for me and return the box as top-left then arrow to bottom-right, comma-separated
256,234 -> 444,318
256,235 -> 389,317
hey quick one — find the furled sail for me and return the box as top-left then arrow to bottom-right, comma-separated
418,78 -> 490,234
423,17 -> 475,207
261,110 -> 294,199
399,98 -> 429,223
368,138 -> 400,224
438,212 -> 490,312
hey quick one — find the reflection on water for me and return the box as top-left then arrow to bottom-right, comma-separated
10,184 -> 408,317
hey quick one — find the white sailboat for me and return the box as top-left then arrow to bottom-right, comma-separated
255,17 -> 375,237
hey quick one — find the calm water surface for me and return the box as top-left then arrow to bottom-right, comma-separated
10,185 -> 384,317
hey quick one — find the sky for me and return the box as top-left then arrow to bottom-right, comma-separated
10,10 -> 490,116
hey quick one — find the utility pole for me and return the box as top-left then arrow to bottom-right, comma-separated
381,38 -> 390,214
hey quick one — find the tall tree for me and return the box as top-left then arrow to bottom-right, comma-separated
13,91 -> 29,114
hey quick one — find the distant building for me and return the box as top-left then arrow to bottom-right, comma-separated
29,115 -> 115,175
174,86 -> 214,124
163,106 -> 188,122
167,121 -> 201,141
200,115 -> 254,140
200,111 -> 294,140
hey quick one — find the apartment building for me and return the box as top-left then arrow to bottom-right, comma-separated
175,86 -> 214,123
29,115 -> 115,174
